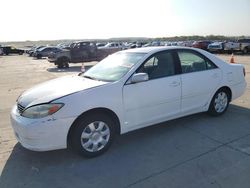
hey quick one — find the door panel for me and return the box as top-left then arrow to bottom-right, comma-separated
181,69 -> 222,113
176,50 -> 222,113
123,50 -> 182,130
123,76 -> 181,129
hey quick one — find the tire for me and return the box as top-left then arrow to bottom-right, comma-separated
69,113 -> 116,158
64,62 -> 69,68
19,52 -> 23,55
243,48 -> 248,54
57,62 -> 64,68
208,89 -> 230,116
37,54 -> 42,59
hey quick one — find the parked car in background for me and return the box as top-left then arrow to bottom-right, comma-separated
178,41 -> 193,47
224,39 -> 250,54
207,41 -> 225,53
0,47 -> 3,55
99,42 -> 124,50
192,41 -> 212,50
1,46 -> 24,55
33,46 -> 62,59
143,41 -> 162,47
56,43 -> 71,50
11,46 -> 246,157
96,43 -> 106,47
224,41 -> 239,53
27,46 -> 45,56
48,41 -> 120,68
238,38 -> 250,54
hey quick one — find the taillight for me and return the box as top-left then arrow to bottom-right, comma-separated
243,67 -> 246,77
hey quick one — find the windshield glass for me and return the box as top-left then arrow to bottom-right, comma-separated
83,52 -> 146,82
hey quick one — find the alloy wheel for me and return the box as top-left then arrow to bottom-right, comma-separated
81,121 -> 110,152
214,91 -> 228,113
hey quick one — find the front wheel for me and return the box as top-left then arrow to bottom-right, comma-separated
208,89 -> 229,116
37,54 -> 42,59
69,113 -> 116,157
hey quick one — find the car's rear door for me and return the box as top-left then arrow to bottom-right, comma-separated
176,49 -> 222,114
123,50 -> 181,130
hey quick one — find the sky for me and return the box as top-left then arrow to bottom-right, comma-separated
0,0 -> 250,41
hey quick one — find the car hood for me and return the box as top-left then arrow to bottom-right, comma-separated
17,75 -> 108,108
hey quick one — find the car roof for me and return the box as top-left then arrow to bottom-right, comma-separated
123,46 -> 194,54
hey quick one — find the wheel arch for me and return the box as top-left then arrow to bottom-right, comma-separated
67,107 -> 121,147
211,86 -> 232,103
219,86 -> 232,102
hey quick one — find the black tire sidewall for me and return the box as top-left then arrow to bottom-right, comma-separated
37,54 -> 42,59
69,113 -> 116,158
57,62 -> 63,68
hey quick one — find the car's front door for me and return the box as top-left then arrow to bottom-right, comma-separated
123,51 -> 181,130
176,50 -> 222,113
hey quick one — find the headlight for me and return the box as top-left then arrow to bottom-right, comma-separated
22,103 -> 64,119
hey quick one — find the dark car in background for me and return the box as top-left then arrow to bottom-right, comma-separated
33,46 -> 62,59
27,46 -> 45,56
1,46 -> 24,55
192,41 -> 212,50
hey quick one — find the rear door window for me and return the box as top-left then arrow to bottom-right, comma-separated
177,50 -> 217,73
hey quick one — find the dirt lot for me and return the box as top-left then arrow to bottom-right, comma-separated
0,54 -> 250,188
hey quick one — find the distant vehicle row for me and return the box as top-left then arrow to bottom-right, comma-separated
207,39 -> 250,54
165,39 -> 250,54
1,39 -> 249,68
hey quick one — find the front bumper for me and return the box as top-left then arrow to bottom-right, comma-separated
10,104 -> 75,151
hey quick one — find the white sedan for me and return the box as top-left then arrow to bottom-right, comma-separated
10,47 -> 246,157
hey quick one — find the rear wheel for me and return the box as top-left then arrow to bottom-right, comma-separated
243,47 -> 248,54
69,113 -> 115,157
208,89 -> 229,116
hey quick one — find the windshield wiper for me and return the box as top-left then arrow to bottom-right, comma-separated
83,75 -> 100,81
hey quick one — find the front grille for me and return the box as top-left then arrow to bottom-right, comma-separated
17,103 -> 25,114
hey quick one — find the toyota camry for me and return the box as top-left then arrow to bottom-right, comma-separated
10,47 -> 246,157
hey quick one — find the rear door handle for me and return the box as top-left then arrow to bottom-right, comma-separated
170,81 -> 180,87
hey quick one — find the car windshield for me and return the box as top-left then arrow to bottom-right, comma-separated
83,52 -> 146,82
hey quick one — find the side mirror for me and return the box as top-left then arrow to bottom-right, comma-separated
130,73 -> 149,84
